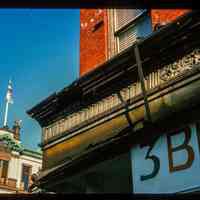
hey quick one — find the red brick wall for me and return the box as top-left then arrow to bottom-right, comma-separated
151,9 -> 190,29
80,9 -> 108,76
80,9 -> 191,76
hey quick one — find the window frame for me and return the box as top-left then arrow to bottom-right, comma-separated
114,9 -> 148,53
0,160 -> 9,179
21,163 -> 32,191
114,9 -> 147,33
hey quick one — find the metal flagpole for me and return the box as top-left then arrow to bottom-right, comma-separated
3,79 -> 13,127
3,101 -> 9,127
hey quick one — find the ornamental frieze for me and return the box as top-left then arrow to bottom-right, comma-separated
43,48 -> 200,143
160,49 -> 200,81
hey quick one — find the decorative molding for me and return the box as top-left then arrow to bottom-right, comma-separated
0,134 -> 24,153
43,48 -> 200,143
160,49 -> 200,81
22,148 -> 42,159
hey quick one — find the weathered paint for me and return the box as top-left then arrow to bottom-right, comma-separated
43,71 -> 200,170
43,114 -> 128,170
131,123 -> 200,193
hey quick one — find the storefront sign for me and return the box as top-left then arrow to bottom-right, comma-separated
131,123 -> 200,193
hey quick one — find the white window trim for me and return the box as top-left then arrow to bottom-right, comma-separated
114,9 -> 148,53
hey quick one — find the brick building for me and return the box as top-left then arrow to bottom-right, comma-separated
80,9 -> 108,76
80,9 -> 189,76
150,9 -> 189,28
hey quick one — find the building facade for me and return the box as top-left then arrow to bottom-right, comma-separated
80,9 -> 189,76
0,121 -> 42,193
27,9 -> 200,193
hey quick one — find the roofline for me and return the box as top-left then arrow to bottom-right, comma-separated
0,127 -> 15,135
22,148 -> 42,159
26,9 -> 198,123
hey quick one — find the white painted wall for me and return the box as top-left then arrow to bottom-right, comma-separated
8,153 -> 21,187
4,151 -> 42,191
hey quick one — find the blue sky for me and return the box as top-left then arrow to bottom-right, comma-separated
0,9 -> 80,151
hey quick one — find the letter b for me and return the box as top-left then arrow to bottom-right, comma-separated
167,127 -> 195,173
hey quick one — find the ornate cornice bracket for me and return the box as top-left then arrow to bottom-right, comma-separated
160,48 -> 200,81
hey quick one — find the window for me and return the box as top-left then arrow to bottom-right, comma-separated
115,9 -> 145,31
21,164 -> 32,191
117,25 -> 138,52
111,9 -> 152,53
0,160 -> 9,179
